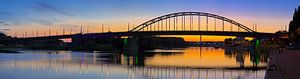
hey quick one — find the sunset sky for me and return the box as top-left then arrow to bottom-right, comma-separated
0,0 -> 299,41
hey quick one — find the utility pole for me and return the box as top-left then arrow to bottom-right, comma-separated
36,30 -> 38,37
63,27 -> 65,35
48,28 -> 51,36
128,23 -> 130,31
102,24 -> 104,33
108,26 -> 110,32
69,28 -> 72,34
25,32 -> 27,37
80,26 -> 83,34
56,30 -> 58,35
87,27 -> 89,33
255,23 -> 257,32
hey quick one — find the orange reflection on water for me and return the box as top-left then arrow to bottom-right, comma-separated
145,47 -> 267,68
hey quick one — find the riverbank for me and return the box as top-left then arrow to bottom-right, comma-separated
0,48 -> 20,53
265,49 -> 300,79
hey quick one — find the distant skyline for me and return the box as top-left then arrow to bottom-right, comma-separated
0,0 -> 299,41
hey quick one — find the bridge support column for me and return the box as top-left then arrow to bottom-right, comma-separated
124,36 -> 139,55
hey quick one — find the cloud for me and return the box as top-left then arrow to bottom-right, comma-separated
30,19 -> 54,25
31,2 -> 75,16
28,2 -> 76,26
0,28 -> 10,33
0,11 -> 18,26
0,28 -> 10,30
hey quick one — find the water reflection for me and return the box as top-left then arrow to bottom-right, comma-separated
224,47 -> 269,69
0,47 -> 268,79
0,59 -> 265,79
122,47 -> 268,69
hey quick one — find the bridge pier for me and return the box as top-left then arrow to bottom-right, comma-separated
124,36 -> 139,55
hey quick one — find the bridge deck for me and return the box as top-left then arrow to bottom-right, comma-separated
17,31 -> 276,40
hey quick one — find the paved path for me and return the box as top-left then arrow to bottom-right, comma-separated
265,50 -> 300,79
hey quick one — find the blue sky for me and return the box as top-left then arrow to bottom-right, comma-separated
0,0 -> 299,36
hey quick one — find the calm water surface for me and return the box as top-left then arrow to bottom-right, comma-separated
0,47 -> 268,79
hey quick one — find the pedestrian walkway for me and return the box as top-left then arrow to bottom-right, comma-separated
265,50 -> 300,79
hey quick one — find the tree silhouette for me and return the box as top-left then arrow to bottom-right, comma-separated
0,33 -> 8,39
289,6 -> 300,42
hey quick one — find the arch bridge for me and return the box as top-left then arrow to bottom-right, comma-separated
130,12 -> 255,33
114,12 -> 272,38
18,12 -> 275,40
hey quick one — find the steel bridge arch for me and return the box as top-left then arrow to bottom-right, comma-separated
129,12 -> 255,32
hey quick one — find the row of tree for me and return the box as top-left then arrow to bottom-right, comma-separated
289,6 -> 300,42
0,33 -> 11,39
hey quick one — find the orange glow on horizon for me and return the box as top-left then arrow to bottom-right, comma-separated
161,35 -> 253,42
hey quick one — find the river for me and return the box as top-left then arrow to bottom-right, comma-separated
0,47 -> 268,79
